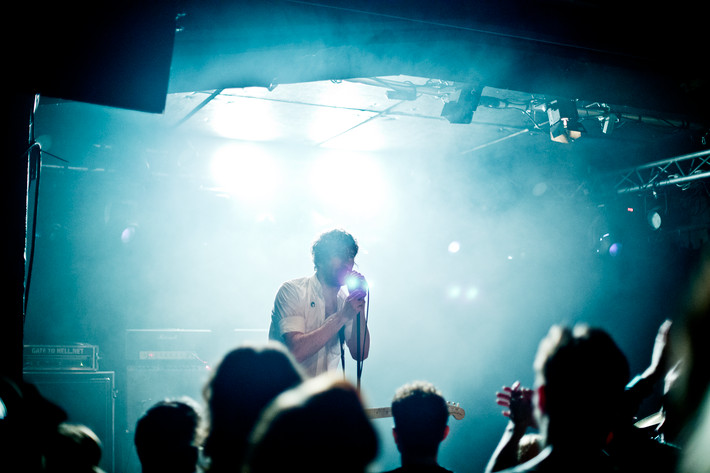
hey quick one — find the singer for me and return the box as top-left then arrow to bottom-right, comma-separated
268,229 -> 370,377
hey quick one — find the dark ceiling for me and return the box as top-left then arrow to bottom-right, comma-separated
12,0 -> 708,266
15,1 -> 707,177
17,0 -> 710,117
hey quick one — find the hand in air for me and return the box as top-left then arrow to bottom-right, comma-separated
646,319 -> 673,379
496,381 -> 536,429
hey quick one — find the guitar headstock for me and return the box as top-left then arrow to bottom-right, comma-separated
447,401 -> 465,420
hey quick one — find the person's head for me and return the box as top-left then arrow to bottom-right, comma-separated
244,373 -> 378,473
134,398 -> 201,473
45,422 -> 104,473
202,342 -> 304,463
532,324 -> 629,448
312,229 -> 359,286
1,378 -> 68,473
391,381 -> 449,459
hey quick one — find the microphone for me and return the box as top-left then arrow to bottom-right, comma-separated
345,271 -> 368,296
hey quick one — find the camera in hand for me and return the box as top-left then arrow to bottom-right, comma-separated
345,272 -> 368,295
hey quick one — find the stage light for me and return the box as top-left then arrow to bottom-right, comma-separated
441,87 -> 482,124
465,286 -> 479,300
121,224 -> 138,244
647,210 -> 662,230
308,151 -> 386,214
448,241 -> 461,253
104,201 -> 139,245
644,193 -> 667,231
597,232 -> 623,258
210,143 -> 281,201
447,285 -> 462,299
209,96 -> 281,142
547,99 -> 585,143
446,284 -> 479,301
608,242 -> 623,257
601,113 -> 619,134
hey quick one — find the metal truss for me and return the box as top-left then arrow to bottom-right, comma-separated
612,149 -> 710,194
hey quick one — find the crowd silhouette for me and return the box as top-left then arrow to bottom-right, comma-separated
384,380 -> 454,473
134,398 -> 201,473
4,247 -> 710,473
200,342 -> 304,473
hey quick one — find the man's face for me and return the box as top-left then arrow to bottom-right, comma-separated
319,253 -> 355,288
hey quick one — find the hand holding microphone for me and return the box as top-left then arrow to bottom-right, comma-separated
345,271 -> 368,298
342,271 -> 367,320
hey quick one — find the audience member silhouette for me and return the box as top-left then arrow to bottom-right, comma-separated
134,398 -> 201,473
489,318 -> 685,473
382,380 -> 454,473
44,422 -> 105,473
602,319 -> 681,473
488,324 -> 630,473
201,342 -> 304,473
0,377 -> 67,473
243,373 -> 378,473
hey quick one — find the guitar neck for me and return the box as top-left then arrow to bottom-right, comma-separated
366,403 -> 465,421
365,407 -> 393,419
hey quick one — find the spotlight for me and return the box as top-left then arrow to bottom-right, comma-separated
644,193 -> 667,231
600,113 -> 619,134
104,201 -> 139,245
547,99 -> 585,143
647,210 -> 662,230
121,224 -> 138,244
596,232 -> 623,258
608,241 -> 623,258
441,87 -> 482,124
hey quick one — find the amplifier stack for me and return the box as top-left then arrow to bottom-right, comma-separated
23,343 -> 100,371
23,344 -> 114,473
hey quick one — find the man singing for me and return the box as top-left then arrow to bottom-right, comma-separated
269,229 -> 370,377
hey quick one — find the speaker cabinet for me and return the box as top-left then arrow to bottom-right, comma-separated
120,365 -> 210,473
119,328 -> 268,473
23,371 -> 115,473
124,365 -> 209,433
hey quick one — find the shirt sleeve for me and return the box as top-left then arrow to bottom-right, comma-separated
273,281 -> 306,335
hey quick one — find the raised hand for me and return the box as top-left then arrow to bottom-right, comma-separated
496,381 -> 536,429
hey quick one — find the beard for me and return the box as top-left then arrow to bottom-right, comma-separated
320,265 -> 350,288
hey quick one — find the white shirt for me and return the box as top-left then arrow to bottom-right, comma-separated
269,274 -> 353,377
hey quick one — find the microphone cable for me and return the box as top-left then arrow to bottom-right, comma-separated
356,288 -> 370,392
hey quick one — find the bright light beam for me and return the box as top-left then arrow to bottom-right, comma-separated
210,143 -> 282,202
308,151 -> 387,216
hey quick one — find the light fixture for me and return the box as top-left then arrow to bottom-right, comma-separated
441,87 -> 482,124
597,232 -> 623,258
547,99 -> 585,143
601,113 -> 619,134
647,210 -> 662,230
104,200 -> 140,245
645,192 -> 667,231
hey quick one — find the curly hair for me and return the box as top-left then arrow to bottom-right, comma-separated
311,229 -> 359,270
